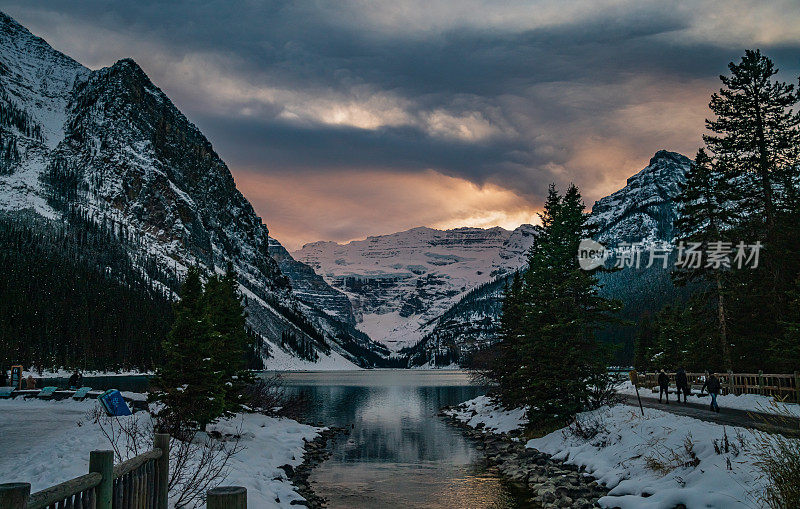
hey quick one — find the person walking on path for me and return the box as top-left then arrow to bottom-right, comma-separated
658,369 -> 670,404
675,367 -> 690,403
701,372 -> 721,413
25,375 -> 36,389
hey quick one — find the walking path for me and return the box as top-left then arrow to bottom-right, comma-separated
622,393 -> 800,436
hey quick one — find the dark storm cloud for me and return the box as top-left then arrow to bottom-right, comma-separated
196,113 -> 534,184
2,0 -> 800,246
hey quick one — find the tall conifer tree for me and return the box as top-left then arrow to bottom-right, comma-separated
151,267 -> 225,433
493,184 -> 620,424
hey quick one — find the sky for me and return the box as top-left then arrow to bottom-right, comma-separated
2,1 -> 800,250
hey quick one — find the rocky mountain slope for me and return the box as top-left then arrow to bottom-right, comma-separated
590,150 -> 691,245
293,225 -> 537,350
406,150 -> 692,366
0,12 -> 390,369
268,237 -> 357,327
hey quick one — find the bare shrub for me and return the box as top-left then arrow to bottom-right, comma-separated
564,414 -> 607,441
644,432 -> 701,475
751,402 -> 800,508
586,372 -> 624,411
86,406 -> 153,462
241,375 -> 310,420
712,427 -> 743,461
87,407 -> 244,508
169,425 -> 244,508
241,375 -> 286,414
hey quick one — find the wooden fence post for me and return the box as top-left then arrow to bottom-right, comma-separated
0,482 -> 30,509
758,370 -> 764,396
727,370 -> 734,396
154,433 -> 170,509
90,450 -> 114,509
207,486 -> 247,509
795,371 -> 800,404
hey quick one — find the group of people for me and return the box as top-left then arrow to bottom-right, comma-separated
657,368 -> 722,413
0,368 -> 37,389
1,368 -> 83,390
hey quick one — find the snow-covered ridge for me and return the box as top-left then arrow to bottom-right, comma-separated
293,224 -> 536,350
589,150 -> 691,245
0,11 -> 388,369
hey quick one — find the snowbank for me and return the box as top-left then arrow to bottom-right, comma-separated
0,398 -> 319,508
528,405 -> 773,508
443,395 -> 527,434
447,394 -> 791,508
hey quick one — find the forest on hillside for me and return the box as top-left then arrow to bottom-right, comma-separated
0,211 -> 174,370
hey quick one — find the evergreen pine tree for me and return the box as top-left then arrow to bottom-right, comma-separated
700,49 -> 800,368
494,184 -> 620,425
650,305 -> 689,369
704,49 -> 800,230
673,149 -> 736,370
772,275 -> 800,372
202,263 -> 255,417
489,270 -> 525,404
633,312 -> 656,371
151,267 -> 225,433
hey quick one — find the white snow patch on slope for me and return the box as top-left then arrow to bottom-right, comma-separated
264,344 -> 361,371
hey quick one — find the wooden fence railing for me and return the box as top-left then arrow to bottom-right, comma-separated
639,371 -> 800,403
0,434 -> 169,509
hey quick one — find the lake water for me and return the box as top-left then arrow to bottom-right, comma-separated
274,370 -> 533,509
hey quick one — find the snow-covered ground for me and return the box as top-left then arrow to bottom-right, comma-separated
447,394 -> 795,508
619,381 -> 800,417
0,398 -> 319,508
263,344 -> 362,370
530,405 -> 768,508
20,368 -> 152,377
443,395 -> 527,434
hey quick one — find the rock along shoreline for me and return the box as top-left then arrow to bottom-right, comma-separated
439,405 -> 609,509
280,426 -> 348,508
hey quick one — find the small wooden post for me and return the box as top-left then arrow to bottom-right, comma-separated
758,370 -> 764,396
629,370 -> 644,416
207,486 -> 247,509
0,482 -> 30,509
154,433 -> 170,509
727,370 -> 734,396
795,371 -> 800,404
90,450 -> 114,509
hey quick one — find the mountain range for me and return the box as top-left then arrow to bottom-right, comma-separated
293,224 -> 537,351
0,12 -> 390,370
401,150 -> 693,366
0,12 -> 693,368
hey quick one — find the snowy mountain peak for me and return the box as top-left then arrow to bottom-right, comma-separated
407,150 -> 692,366
0,11 -> 390,369
0,11 -> 88,149
590,150 -> 691,245
293,224 -> 536,350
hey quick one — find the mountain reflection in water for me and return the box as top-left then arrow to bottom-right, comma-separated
273,370 -> 535,509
